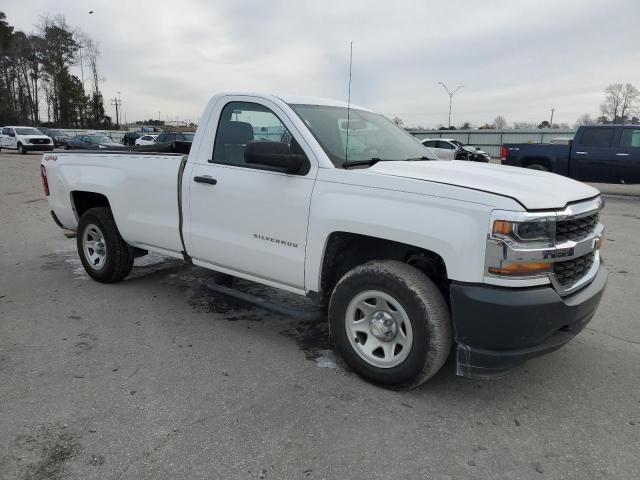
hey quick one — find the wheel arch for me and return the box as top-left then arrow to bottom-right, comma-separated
522,156 -> 552,171
316,231 -> 449,303
71,191 -> 111,221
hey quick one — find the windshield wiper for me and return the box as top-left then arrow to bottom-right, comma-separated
404,156 -> 433,161
342,157 -> 384,169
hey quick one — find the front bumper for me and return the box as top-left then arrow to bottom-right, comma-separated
450,264 -> 607,379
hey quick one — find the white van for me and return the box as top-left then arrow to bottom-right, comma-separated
0,126 -> 54,154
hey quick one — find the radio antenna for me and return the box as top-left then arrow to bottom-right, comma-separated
345,41 -> 353,164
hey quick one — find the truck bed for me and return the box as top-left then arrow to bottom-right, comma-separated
43,151 -> 186,257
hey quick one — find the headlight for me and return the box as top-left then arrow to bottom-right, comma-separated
486,214 -> 556,278
492,218 -> 555,243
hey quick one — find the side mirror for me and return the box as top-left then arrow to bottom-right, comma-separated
244,141 -> 307,174
9,132 -> 15,137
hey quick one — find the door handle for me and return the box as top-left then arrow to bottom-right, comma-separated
575,151 -> 588,155
615,153 -> 630,156
194,175 -> 217,185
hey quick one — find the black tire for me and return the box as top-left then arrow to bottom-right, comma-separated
17,143 -> 26,154
76,207 -> 133,283
328,260 -> 452,388
526,164 -> 549,172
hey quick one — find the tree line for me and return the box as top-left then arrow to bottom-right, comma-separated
0,12 -> 111,129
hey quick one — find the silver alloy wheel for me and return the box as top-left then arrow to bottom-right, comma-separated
345,290 -> 414,368
82,223 -> 107,270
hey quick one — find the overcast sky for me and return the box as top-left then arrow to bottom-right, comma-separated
4,0 -> 639,127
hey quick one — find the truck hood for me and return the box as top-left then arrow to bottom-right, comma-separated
369,160 -> 600,210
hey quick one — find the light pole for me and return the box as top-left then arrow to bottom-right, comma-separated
438,82 -> 464,129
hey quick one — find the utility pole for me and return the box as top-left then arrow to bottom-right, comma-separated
79,47 -> 85,87
550,108 -> 555,128
438,82 -> 464,129
111,93 -> 122,129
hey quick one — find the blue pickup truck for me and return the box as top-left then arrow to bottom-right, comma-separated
501,125 -> 640,184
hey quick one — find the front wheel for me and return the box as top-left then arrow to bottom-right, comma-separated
77,207 -> 133,283
328,260 -> 452,388
17,143 -> 26,154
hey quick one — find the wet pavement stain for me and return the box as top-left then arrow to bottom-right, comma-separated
280,319 -> 331,362
13,424 -> 81,480
45,243 -> 339,367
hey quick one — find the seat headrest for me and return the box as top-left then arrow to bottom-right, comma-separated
221,121 -> 254,144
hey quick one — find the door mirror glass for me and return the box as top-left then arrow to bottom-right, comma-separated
9,132 -> 15,137
244,141 -> 306,173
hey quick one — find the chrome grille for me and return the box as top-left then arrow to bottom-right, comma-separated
553,252 -> 595,287
556,213 -> 599,243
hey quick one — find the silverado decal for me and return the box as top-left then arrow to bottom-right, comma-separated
253,233 -> 298,248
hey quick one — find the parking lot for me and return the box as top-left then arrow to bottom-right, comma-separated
1,150 -> 639,479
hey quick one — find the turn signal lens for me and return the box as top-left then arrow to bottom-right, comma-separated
488,262 -> 552,276
595,236 -> 604,250
492,220 -> 512,236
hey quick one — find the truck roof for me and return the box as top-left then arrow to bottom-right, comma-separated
216,92 -> 371,112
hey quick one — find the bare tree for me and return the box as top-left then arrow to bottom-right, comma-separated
493,115 -> 507,129
574,113 -> 596,128
392,116 -> 404,127
513,122 -> 536,129
600,83 -> 640,123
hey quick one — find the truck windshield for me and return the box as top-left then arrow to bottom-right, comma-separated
15,128 -> 43,135
290,104 -> 435,167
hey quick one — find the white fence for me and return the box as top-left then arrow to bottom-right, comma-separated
55,129 -> 128,142
410,129 -> 577,157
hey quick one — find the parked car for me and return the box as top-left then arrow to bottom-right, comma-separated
421,138 -> 490,162
135,134 -> 158,146
39,128 -> 70,147
65,134 -> 125,150
41,93 -> 606,388
0,126 -> 54,154
153,131 -> 195,153
501,125 -> 640,183
122,131 -> 143,146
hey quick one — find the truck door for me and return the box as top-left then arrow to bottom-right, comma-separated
186,99 -> 317,291
570,127 -> 616,182
612,127 -> 640,184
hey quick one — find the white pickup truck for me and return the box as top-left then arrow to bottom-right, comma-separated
41,93 -> 607,388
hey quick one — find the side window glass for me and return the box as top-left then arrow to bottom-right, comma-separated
620,129 -> 640,148
436,141 -> 455,149
580,128 -> 614,147
212,101 -> 298,166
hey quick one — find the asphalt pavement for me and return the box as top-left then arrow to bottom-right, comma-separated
1,150 -> 639,480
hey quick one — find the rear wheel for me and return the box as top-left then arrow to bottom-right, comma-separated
77,207 -> 133,283
328,260 -> 452,388
526,164 -> 549,171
